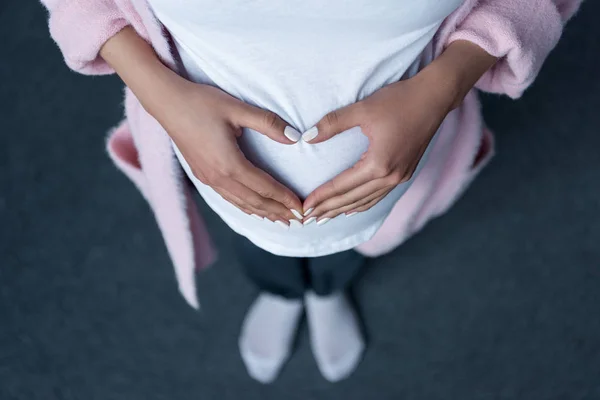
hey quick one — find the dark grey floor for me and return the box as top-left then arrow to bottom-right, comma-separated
1,2 -> 600,399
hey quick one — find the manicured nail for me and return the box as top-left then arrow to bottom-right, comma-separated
275,220 -> 289,230
346,212 -> 358,217
289,219 -> 302,228
303,208 -> 314,216
284,126 -> 301,143
303,217 -> 316,226
290,209 -> 303,220
316,217 -> 331,226
251,214 -> 263,221
302,126 -> 318,142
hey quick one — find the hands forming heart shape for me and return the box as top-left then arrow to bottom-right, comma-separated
161,40 -> 496,228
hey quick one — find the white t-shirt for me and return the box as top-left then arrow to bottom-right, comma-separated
148,0 -> 463,257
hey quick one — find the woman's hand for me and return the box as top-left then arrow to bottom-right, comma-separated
155,80 -> 305,224
100,27 -> 304,224
302,40 -> 497,222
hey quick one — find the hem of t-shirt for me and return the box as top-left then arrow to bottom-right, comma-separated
224,216 -> 381,258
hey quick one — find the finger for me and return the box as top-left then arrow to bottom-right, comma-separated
215,177 -> 296,222
214,187 -> 262,217
347,194 -> 389,214
306,178 -> 388,218
236,158 -> 304,217
215,188 -> 255,219
303,158 -> 372,212
317,186 -> 393,220
234,102 -> 301,144
216,188 -> 291,228
302,102 -> 364,144
335,188 -> 393,217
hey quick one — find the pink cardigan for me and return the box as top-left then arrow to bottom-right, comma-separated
40,0 -> 582,308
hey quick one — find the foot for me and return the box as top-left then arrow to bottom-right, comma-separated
239,292 -> 303,383
305,291 -> 365,382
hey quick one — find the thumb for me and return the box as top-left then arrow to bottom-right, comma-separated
235,103 -> 301,145
302,103 -> 363,144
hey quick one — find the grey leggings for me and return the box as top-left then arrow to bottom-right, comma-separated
234,236 -> 366,299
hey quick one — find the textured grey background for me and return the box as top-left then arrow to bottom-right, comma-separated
1,2 -> 599,399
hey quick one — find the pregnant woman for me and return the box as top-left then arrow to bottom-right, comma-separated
42,0 -> 582,383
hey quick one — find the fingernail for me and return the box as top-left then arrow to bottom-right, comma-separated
251,214 -> 263,221
289,219 -> 302,228
303,207 -> 314,216
302,127 -> 318,142
346,212 -> 358,217
275,220 -> 289,230
303,217 -> 316,226
284,126 -> 301,143
290,209 -> 303,220
316,217 -> 331,226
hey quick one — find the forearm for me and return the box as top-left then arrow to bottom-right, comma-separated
421,40 -> 499,110
99,26 -> 188,118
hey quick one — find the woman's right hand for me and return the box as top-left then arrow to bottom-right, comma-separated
99,27 -> 304,224
152,79 -> 304,224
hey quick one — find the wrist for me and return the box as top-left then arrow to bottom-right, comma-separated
422,40 -> 498,110
99,27 -> 195,123
417,59 -> 463,114
139,64 -> 191,120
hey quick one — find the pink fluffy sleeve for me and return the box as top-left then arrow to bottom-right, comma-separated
447,0 -> 583,99
40,0 -> 129,75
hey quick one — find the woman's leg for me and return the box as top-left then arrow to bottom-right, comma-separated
305,251 -> 366,382
306,250 -> 365,296
235,235 -> 308,298
234,236 -> 305,383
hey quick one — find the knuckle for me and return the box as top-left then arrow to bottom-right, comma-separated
326,210 -> 340,219
356,198 -> 375,212
192,169 -> 209,184
264,192 -> 277,201
367,161 -> 390,179
320,198 -> 337,211
387,170 -> 404,185
248,208 -> 263,216
265,213 -> 278,222
324,111 -> 339,128
278,193 -> 294,207
204,170 -> 223,185
256,187 -> 275,200
246,195 -> 263,208
233,203 -> 246,212
400,168 -> 415,183
367,198 -> 380,209
263,111 -> 280,129
354,101 -> 369,118
325,179 -> 339,195
358,204 -> 372,212
219,164 -> 237,178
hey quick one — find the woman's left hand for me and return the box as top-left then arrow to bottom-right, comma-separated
302,40 -> 497,221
